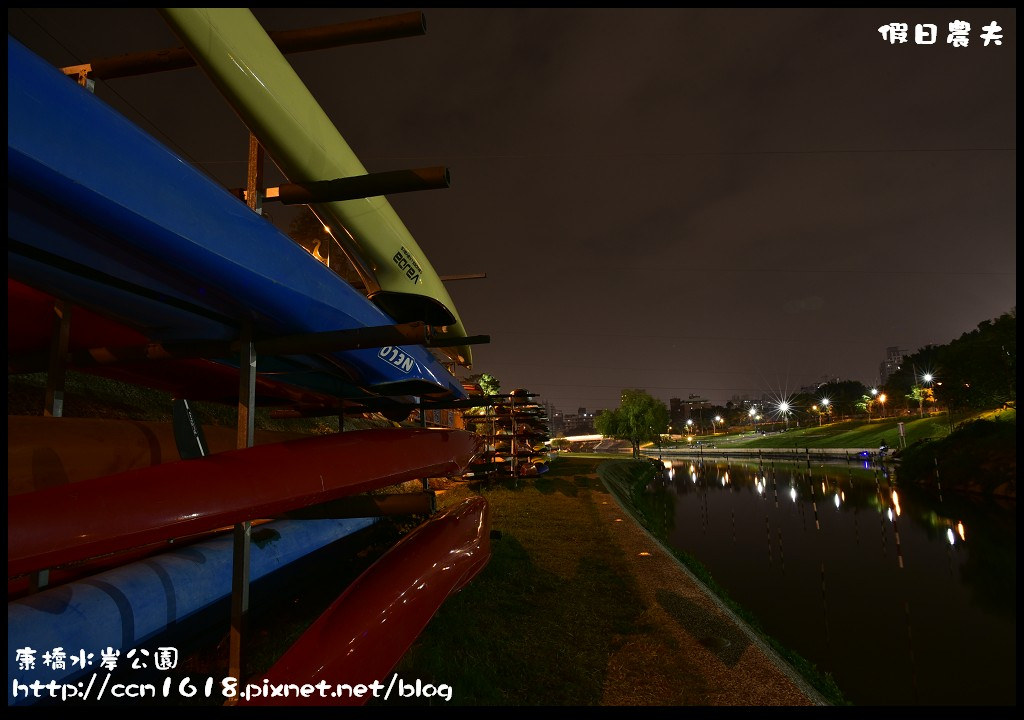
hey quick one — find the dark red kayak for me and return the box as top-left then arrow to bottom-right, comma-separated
8,277 -> 358,409
8,428 -> 482,577
242,496 -> 490,706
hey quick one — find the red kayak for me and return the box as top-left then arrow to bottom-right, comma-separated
8,415 -> 313,496
8,428 -> 482,577
241,496 -> 490,706
8,278 -> 355,409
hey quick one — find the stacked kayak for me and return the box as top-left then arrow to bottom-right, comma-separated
8,15 -> 490,707
8,36 -> 465,408
160,8 -> 474,368
465,388 -> 552,478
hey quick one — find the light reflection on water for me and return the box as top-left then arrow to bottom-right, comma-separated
641,455 -> 1016,706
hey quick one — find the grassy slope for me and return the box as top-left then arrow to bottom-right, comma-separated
653,409 -> 1015,496
385,457 -> 834,706
664,415 -> 953,450
896,409 -> 1016,494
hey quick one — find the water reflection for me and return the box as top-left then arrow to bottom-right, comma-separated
645,455 -> 1015,706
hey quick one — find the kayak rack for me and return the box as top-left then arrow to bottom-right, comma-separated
60,11 -> 428,82
20,10 -> 486,693
29,303 -> 483,682
464,389 -> 552,480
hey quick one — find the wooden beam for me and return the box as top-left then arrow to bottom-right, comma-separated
241,166 -> 449,205
69,12 -> 426,80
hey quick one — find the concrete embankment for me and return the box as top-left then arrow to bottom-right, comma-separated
645,447 -> 884,463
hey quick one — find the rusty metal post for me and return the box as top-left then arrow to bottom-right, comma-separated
229,319 -> 256,688
228,520 -> 251,687
246,133 -> 264,216
237,322 -> 256,450
229,135 -> 261,683
44,301 -> 71,419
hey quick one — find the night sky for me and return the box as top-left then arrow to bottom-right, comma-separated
8,8 -> 1016,411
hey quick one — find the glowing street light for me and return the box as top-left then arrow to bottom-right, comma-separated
778,401 -> 791,429
713,415 -> 723,435
916,371 -> 935,418
878,393 -> 887,418
748,406 -> 758,433
812,398 -> 830,426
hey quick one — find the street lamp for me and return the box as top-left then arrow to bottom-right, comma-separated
713,415 -> 723,435
917,372 -> 934,418
821,398 -> 830,424
778,401 -> 791,429
878,393 -> 887,418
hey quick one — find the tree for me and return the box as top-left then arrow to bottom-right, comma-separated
907,385 -> 935,417
460,373 -> 503,425
478,373 -> 501,397
463,372 -> 501,397
816,379 -> 868,421
595,389 -> 669,459
855,394 -> 875,419
891,308 -> 1015,428
934,309 -> 1016,412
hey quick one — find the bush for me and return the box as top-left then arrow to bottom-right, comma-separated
898,418 -> 1016,496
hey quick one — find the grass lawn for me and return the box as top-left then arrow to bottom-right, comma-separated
379,456 -> 831,706
661,414 -> 955,451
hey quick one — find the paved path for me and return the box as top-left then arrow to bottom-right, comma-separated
594,473 -> 826,706
435,464 -> 827,706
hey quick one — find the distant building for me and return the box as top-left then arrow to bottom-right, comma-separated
879,346 -> 904,384
550,411 -> 565,435
669,395 -> 709,432
563,408 -> 604,435
669,398 -> 685,427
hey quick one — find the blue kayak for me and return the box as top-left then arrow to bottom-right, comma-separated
7,36 -> 465,404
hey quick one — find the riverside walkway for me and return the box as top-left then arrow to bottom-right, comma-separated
647,446 -> 884,462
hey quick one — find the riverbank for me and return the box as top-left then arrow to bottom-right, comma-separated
642,409 -> 1016,499
383,456 -> 830,706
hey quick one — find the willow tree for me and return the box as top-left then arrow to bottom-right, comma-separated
595,389 -> 669,458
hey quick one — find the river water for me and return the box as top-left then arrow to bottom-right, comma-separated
638,454 -> 1016,706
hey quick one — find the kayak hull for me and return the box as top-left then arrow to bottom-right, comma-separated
8,428 -> 483,577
